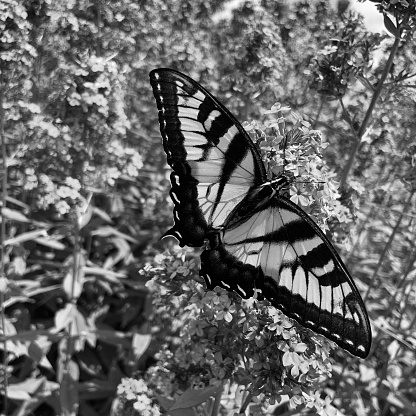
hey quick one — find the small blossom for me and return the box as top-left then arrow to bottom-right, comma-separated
65,177 -> 81,190
203,288 -> 230,305
282,342 -> 308,368
192,344 -> 213,365
188,319 -> 208,337
252,353 -> 270,370
290,184 -> 310,206
211,352 -> 233,379
215,303 -> 236,322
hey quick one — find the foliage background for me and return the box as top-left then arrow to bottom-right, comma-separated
1,0 -> 416,415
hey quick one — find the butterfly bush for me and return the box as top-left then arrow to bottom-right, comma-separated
114,378 -> 161,416
246,103 -> 353,232
121,104 -> 350,414
139,247 -> 335,414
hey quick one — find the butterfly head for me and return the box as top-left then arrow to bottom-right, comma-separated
266,172 -> 294,198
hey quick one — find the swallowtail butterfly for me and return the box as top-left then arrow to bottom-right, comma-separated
149,68 -> 371,358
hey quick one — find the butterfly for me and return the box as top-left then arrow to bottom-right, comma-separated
149,68 -> 372,358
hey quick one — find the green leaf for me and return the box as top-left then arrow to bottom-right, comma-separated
94,329 -> 131,347
28,340 -> 44,364
387,392 -> 416,413
7,377 -> 46,400
60,361 -> 80,416
91,226 -> 139,243
79,203 -> 94,229
84,266 -> 126,282
131,333 -> 152,359
170,385 -> 221,410
4,229 -> 49,246
7,387 -> 31,401
63,253 -> 86,300
169,408 -> 197,416
54,304 -> 77,332
383,14 -> 400,38
34,236 -> 66,250
154,393 -> 175,411
154,394 -> 197,416
93,206 -> 114,223
1,207 -> 30,223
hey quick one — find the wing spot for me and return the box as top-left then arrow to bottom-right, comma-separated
171,192 -> 180,204
320,326 -> 329,333
345,339 -> 354,347
352,311 -> 361,324
305,320 -> 316,327
332,333 -> 341,340
236,285 -> 247,297
221,280 -> 231,289
311,260 -> 335,277
204,274 -> 212,285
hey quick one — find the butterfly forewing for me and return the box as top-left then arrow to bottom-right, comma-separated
201,194 -> 371,358
150,69 -> 266,247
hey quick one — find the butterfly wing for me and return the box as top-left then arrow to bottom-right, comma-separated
201,194 -> 372,358
149,68 -> 266,247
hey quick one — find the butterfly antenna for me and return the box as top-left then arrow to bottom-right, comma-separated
282,132 -> 288,175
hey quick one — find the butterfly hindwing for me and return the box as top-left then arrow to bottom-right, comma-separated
200,193 -> 371,358
149,68 -> 266,247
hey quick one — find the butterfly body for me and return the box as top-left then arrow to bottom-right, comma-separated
150,68 -> 371,358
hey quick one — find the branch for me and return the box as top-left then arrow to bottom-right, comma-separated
0,61 -> 9,414
339,36 -> 401,189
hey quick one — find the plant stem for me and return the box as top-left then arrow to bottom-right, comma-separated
363,190 -> 414,302
210,382 -> 224,416
384,247 -> 416,320
340,36 -> 401,189
0,62 -> 9,414
239,391 -> 254,414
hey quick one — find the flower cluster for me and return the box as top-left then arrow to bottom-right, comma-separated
65,55 -> 131,134
247,102 -> 353,231
115,378 -> 161,416
0,0 -> 37,71
28,174 -> 83,214
140,249 -> 334,414
306,14 -> 378,98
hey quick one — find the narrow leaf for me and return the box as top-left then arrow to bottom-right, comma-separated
1,207 -> 30,223
34,236 -> 66,250
93,207 -> 113,223
79,203 -> 94,229
7,387 -> 31,400
383,14 -> 400,38
83,266 -> 126,282
4,229 -> 48,246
